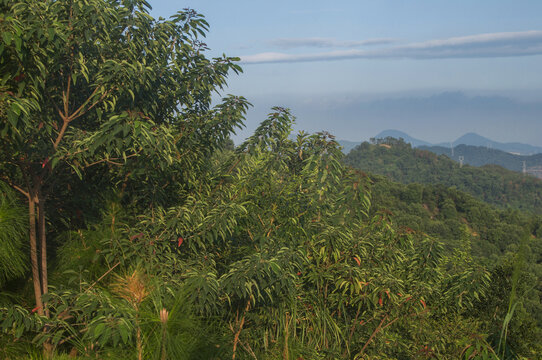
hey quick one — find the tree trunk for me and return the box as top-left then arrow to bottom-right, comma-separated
28,195 -> 44,316
37,190 -> 49,317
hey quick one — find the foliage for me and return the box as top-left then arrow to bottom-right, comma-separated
344,138 -> 542,213
0,182 -> 27,289
0,0 -> 248,317
419,144 -> 542,174
345,139 -> 542,357
1,109 -> 500,359
0,1 -> 537,358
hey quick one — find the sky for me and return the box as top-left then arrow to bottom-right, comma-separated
149,1 -> 542,146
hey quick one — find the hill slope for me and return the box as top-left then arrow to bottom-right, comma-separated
344,138 -> 542,213
419,144 -> 542,177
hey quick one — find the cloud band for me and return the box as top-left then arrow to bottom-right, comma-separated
241,31 -> 542,64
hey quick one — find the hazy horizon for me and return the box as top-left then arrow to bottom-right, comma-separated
149,1 -> 542,147
232,90 -> 542,147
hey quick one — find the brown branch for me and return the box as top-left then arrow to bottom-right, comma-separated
68,86 -> 100,121
69,87 -> 113,122
348,306 -> 361,344
85,261 -> 121,293
65,147 -> 89,157
37,191 -> 50,318
359,315 -> 388,355
0,175 -> 30,199
53,120 -> 69,150
28,195 -> 44,317
232,300 -> 251,360
380,316 -> 400,331
257,214 -> 265,228
63,74 -> 71,117
238,339 -> 257,360
50,98 -> 68,122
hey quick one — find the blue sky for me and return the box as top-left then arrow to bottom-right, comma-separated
149,1 -> 542,146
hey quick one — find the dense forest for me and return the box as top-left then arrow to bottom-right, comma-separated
344,138 -> 542,214
1,1 -> 540,359
368,175 -> 542,347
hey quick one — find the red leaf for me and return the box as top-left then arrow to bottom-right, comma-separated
130,233 -> 143,241
178,237 -> 184,247
378,296 -> 383,306
354,257 -> 361,266
297,271 -> 302,276
420,299 -> 426,309
13,73 -> 25,82
38,122 -> 44,130
41,158 -> 49,168
31,306 -> 41,313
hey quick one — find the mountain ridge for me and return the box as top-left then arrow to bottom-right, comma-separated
338,130 -> 542,155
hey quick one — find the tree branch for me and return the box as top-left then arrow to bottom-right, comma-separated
53,120 -> 69,150
84,153 -> 139,168
85,261 -> 121,293
69,86 -> 113,122
0,175 -> 30,199
359,314 -> 388,355
63,74 -> 71,117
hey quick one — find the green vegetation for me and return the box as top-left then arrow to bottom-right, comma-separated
344,138 -> 542,213
419,144 -> 542,174
0,1 -> 539,359
368,175 -> 542,353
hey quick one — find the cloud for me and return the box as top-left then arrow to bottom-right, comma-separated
241,31 -> 542,64
268,37 -> 397,49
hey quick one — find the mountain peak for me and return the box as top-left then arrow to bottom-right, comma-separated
372,130 -> 542,155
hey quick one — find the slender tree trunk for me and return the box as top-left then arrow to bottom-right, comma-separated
37,190 -> 49,317
28,195 -> 44,316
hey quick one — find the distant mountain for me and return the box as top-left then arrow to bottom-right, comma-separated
447,133 -> 542,155
359,129 -> 542,156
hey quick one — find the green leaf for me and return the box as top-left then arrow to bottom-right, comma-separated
2,32 -> 13,45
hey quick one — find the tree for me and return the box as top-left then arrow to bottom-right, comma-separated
0,0 -> 248,316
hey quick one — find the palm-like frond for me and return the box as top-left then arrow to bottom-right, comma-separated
0,182 -> 27,289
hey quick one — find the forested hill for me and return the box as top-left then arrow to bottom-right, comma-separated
418,144 -> 542,174
367,174 -> 542,343
343,138 -> 542,213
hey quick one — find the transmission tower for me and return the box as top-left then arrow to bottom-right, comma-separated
459,156 -> 464,168
450,142 -> 454,157
523,161 -> 527,175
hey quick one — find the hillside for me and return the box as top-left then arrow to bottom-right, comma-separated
368,173 -> 542,334
419,144 -> 542,177
344,138 -> 542,213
